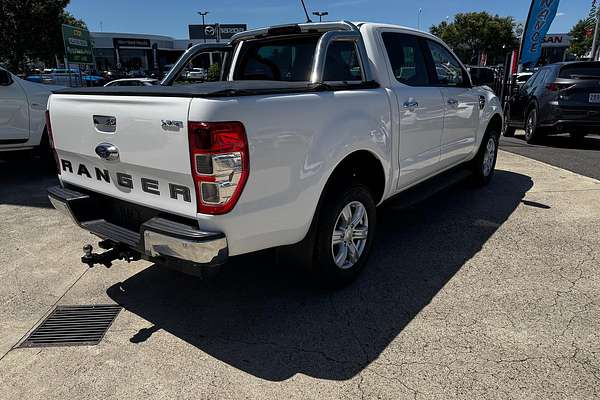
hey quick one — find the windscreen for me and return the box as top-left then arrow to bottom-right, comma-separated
559,64 -> 600,79
233,36 -> 320,81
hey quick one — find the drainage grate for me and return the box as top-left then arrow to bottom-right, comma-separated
20,305 -> 122,348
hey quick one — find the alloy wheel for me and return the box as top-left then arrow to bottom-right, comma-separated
502,109 -> 509,134
482,136 -> 496,177
331,201 -> 369,269
525,109 -> 536,141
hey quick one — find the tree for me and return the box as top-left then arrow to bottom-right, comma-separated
0,0 -> 87,73
569,19 -> 595,59
430,12 -> 518,66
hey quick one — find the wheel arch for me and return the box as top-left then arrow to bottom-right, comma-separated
322,149 -> 387,206
309,149 -> 387,240
282,149 -> 387,264
487,113 -> 502,137
525,99 -> 539,119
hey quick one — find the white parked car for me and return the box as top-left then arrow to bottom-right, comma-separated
104,78 -> 159,87
0,67 -> 60,157
47,21 -> 502,286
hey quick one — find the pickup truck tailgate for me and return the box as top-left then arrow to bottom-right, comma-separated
49,94 -> 197,218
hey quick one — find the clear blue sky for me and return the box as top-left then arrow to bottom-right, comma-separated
67,0 -> 589,38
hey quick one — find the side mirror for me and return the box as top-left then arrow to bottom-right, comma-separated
0,69 -> 13,86
469,70 -> 492,87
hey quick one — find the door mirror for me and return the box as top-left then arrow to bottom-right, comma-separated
469,68 -> 494,87
0,69 -> 13,86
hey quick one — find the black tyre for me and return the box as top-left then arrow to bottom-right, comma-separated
502,107 -> 516,137
34,130 -> 57,173
311,184 -> 376,287
524,107 -> 541,144
471,128 -> 499,186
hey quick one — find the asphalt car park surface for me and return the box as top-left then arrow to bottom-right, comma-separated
1,151 -> 600,399
500,132 -> 600,180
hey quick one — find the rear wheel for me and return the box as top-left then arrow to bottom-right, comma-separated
524,107 -> 541,144
502,107 -> 516,137
311,184 -> 376,287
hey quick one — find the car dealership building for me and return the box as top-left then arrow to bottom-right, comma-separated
541,33 -> 575,64
90,24 -> 246,73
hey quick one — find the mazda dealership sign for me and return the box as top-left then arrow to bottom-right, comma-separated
189,24 -> 247,41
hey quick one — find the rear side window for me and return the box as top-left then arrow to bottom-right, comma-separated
234,36 -> 319,81
426,40 -> 466,87
381,32 -> 428,86
323,41 -> 363,82
559,64 -> 600,79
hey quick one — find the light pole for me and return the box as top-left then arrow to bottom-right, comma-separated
198,11 -> 209,43
312,11 -> 328,22
591,7 -> 600,60
417,8 -> 423,30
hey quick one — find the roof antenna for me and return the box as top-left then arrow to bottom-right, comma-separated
300,0 -> 313,22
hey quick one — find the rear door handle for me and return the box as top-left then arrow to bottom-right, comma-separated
447,98 -> 459,106
403,100 -> 419,109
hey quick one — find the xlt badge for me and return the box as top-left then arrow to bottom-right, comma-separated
161,120 -> 184,131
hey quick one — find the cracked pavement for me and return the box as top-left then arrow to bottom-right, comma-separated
0,151 -> 599,399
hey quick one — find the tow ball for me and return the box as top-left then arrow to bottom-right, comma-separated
81,240 -> 140,268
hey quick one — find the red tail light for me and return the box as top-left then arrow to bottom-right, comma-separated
45,110 -> 60,175
188,121 -> 249,214
546,83 -> 574,92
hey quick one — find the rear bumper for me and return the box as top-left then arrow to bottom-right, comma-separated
541,104 -> 600,133
47,185 -> 228,266
540,119 -> 600,133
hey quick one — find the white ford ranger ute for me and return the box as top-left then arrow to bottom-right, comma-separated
46,21 -> 502,286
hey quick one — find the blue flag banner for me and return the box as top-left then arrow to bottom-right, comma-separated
520,0 -> 561,66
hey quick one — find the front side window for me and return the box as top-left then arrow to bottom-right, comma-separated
323,41 -> 363,82
426,40 -> 466,87
381,32 -> 428,86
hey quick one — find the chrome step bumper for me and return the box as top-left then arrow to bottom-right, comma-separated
47,185 -> 228,266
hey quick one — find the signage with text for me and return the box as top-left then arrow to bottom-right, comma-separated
542,34 -> 571,48
189,24 -> 247,41
520,0 -> 561,66
62,24 -> 94,64
113,38 -> 151,48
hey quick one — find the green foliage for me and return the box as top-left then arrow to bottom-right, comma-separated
0,0 -> 87,73
207,63 -> 221,81
569,18 -> 595,59
430,12 -> 518,65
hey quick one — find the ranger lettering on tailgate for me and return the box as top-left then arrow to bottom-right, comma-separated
59,159 -> 192,202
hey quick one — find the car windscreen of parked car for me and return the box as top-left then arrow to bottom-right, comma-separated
559,63 -> 600,79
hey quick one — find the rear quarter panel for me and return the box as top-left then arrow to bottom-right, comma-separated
190,88 -> 392,255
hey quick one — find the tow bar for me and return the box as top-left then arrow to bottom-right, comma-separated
81,240 -> 140,268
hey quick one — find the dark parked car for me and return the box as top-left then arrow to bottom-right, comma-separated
503,61 -> 600,143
